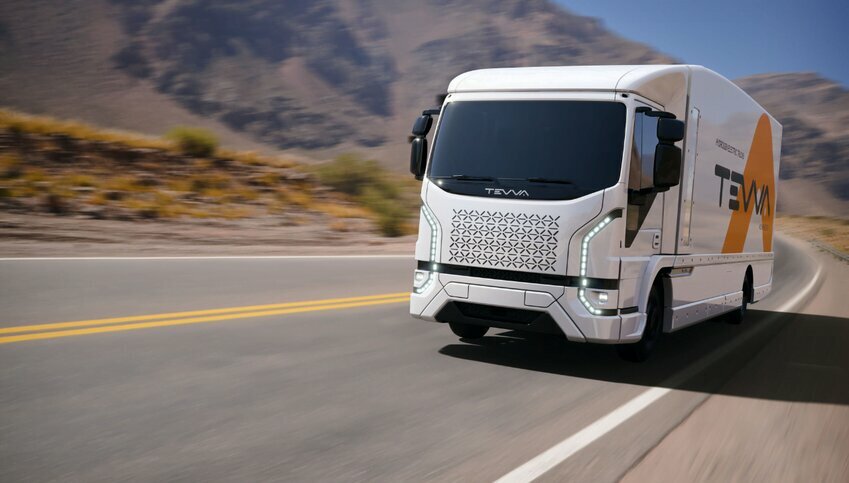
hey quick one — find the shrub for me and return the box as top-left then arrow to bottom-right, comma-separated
314,154 -> 384,197
359,186 -> 412,237
188,172 -> 231,192
314,155 -> 418,237
166,126 -> 219,157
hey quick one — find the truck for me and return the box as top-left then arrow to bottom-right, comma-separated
408,65 -> 781,361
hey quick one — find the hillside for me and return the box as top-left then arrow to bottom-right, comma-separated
0,0 -> 671,159
0,0 -> 846,217
0,109 -> 420,252
736,73 -> 849,217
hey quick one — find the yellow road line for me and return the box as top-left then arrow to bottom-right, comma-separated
0,292 -> 409,335
0,295 -> 410,345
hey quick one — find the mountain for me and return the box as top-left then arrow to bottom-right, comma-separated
0,0 -> 670,159
735,73 -> 849,217
0,0 -> 846,217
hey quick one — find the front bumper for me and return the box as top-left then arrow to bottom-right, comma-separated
410,272 -> 646,344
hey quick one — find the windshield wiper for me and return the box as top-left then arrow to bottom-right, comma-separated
525,177 -> 575,185
431,174 -> 495,181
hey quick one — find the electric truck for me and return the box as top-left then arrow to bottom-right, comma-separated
408,65 -> 781,361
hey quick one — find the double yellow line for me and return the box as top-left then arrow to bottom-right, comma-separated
0,292 -> 410,345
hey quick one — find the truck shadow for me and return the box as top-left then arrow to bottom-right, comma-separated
438,309 -> 849,405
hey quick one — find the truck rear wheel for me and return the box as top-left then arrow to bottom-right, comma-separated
448,322 -> 489,339
617,284 -> 662,362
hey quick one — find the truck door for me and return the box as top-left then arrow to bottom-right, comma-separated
623,103 -> 664,256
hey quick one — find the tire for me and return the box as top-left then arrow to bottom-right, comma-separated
617,284 -> 663,362
727,275 -> 752,325
448,322 -> 489,339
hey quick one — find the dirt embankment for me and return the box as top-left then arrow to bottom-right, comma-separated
0,109 -> 418,256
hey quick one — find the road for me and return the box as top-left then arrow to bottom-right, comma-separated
1,236 -> 846,482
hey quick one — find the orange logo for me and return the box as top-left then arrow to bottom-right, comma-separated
721,114 -> 776,253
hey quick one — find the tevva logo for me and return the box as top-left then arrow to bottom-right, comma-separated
714,164 -> 771,216
484,188 -> 529,197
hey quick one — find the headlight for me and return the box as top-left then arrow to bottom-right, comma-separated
413,270 -> 430,290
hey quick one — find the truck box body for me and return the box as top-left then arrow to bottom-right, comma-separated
409,65 -> 781,347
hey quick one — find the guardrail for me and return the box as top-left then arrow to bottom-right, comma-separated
810,240 -> 849,263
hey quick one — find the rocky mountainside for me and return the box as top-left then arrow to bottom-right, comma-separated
107,0 -> 673,154
0,0 -> 670,157
0,0 -> 846,216
736,73 -> 849,216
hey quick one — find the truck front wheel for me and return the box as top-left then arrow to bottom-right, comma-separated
616,284 -> 663,362
448,322 -> 489,339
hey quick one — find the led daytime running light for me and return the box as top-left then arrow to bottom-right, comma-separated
415,205 -> 440,294
579,215 -> 614,315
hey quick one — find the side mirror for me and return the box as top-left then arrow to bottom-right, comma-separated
412,115 -> 433,137
653,143 -> 682,191
410,137 -> 428,180
657,118 -> 684,143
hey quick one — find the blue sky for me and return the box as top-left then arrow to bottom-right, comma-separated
557,1 -> 849,86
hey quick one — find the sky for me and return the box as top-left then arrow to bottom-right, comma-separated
557,0 -> 849,86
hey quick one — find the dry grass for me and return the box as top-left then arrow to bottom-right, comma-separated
329,220 -> 350,232
313,202 -> 372,219
0,109 -> 171,151
777,214 -> 849,253
62,174 -> 98,187
0,108 -> 297,170
218,149 -> 296,169
0,153 -> 20,172
102,176 -> 152,193
0,108 -> 420,235
276,188 -> 313,208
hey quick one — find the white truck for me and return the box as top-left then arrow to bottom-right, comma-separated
408,65 -> 781,361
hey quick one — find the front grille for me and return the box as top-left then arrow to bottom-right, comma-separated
449,209 -> 560,272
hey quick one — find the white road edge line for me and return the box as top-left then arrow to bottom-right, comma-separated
0,255 -> 413,261
496,247 -> 824,483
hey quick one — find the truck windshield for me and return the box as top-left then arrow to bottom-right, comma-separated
428,100 -> 626,200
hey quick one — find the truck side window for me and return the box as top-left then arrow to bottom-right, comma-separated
629,108 -> 659,191
625,108 -> 659,247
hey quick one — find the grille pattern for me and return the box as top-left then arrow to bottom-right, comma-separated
449,209 -> 560,272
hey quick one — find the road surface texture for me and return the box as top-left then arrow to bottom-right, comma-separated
1,235 -> 846,482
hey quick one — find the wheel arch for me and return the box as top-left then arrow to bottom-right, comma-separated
637,256 -> 676,313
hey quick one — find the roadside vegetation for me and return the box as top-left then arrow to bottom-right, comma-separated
777,214 -> 849,254
166,126 -> 219,157
0,108 -> 417,237
313,154 -> 420,237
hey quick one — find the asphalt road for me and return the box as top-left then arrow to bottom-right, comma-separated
0,236 -> 844,482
